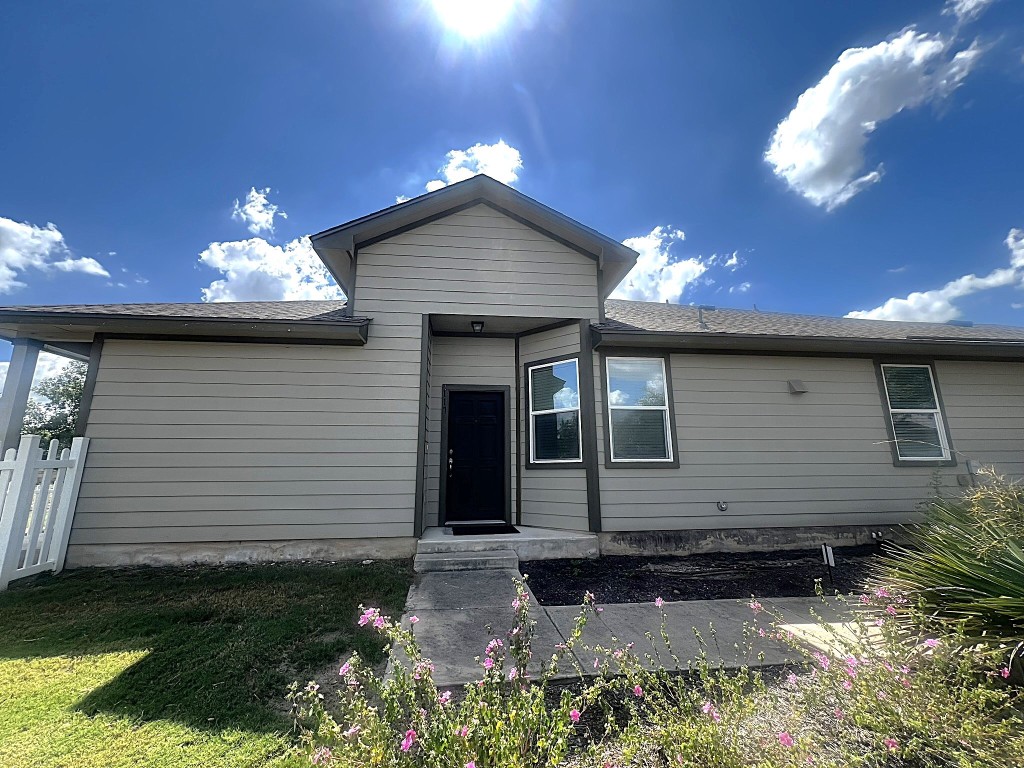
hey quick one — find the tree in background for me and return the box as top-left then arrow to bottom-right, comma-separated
22,361 -> 87,451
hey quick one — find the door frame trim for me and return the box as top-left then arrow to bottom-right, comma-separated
439,384 -> 513,526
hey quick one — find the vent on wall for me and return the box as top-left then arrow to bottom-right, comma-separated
787,379 -> 808,394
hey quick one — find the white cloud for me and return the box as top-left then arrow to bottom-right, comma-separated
0,217 -> 110,293
0,351 -> 74,395
232,187 -> 287,235
765,29 -> 982,210
943,0 -> 996,23
552,386 -> 580,410
424,140 -> 523,192
723,252 -> 741,270
608,389 -> 629,405
845,228 -> 1024,321
729,282 -> 752,294
611,227 -> 709,303
198,236 -> 344,302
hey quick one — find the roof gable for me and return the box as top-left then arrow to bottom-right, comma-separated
310,175 -> 638,299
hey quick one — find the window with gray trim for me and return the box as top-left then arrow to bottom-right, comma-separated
606,357 -> 673,462
528,358 -> 582,462
880,364 -> 950,460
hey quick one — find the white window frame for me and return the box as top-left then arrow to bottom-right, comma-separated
880,363 -> 951,461
606,356 -> 674,463
527,357 -> 583,464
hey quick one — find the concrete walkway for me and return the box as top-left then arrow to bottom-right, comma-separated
401,570 -> 852,687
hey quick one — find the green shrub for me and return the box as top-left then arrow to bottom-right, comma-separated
870,472 -> 1024,660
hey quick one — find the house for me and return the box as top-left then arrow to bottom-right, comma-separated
0,175 -> 1022,567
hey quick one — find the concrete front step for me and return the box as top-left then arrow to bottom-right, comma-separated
417,525 -> 599,561
413,549 -> 519,573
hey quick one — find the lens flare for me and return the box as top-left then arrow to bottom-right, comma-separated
431,0 -> 518,40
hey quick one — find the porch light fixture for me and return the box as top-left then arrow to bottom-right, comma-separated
471,320 -> 484,334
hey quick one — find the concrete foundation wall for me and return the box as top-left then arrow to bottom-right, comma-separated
598,524 -> 907,556
65,536 -> 418,568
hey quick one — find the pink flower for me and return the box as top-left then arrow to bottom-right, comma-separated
508,668 -> 518,681
701,701 -> 721,722
512,597 -> 520,610
339,662 -> 351,677
438,690 -> 452,705
311,746 -> 333,764
570,709 -> 581,722
655,597 -> 664,607
842,679 -> 852,691
409,616 -> 419,624
373,616 -> 385,629
885,605 -> 898,616
343,724 -> 361,739
593,657 -> 600,669
778,732 -> 795,748
812,651 -> 830,671
884,738 -> 899,751
874,587 -> 891,599
758,628 -> 767,637
358,608 -> 378,626
458,725 -> 469,738
859,594 -> 871,605
633,685 -> 644,697
833,708 -> 844,720
786,673 -> 798,685
466,762 -> 476,768
400,729 -> 416,752
924,638 -> 939,648
749,599 -> 763,614
483,658 -> 494,670
1000,666 -> 1011,679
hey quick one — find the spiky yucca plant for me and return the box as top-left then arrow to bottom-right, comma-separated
871,471 -> 1024,657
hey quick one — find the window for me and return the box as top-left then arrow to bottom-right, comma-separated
606,357 -> 673,462
528,358 -> 582,463
880,364 -> 950,461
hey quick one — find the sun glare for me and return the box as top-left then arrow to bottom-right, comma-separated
431,0 -> 518,40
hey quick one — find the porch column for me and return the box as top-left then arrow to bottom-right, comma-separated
0,339 -> 42,453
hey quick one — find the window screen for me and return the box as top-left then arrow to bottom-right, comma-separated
880,364 -> 950,460
606,357 -> 673,461
528,359 -> 581,462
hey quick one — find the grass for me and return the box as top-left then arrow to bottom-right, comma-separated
0,559 -> 413,768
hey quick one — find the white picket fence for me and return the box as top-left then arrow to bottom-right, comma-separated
0,435 -> 89,590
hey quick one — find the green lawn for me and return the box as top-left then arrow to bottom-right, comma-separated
0,559 -> 413,768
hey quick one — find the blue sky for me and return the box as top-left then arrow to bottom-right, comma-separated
2,0 -> 1024,368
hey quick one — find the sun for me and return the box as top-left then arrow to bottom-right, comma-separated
431,0 -> 518,40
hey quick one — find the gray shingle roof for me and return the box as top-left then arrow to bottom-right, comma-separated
0,300 -> 353,323
602,300 -> 1024,342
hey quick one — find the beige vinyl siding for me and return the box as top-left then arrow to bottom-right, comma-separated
598,354 -> 965,532
72,331 -> 422,550
935,360 -> 1024,478
355,205 -> 601,321
519,323 -> 589,531
425,335 -> 517,527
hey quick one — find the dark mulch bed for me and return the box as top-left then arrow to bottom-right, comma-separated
521,545 -> 879,605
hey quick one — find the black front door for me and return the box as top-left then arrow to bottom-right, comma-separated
444,390 -> 506,523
